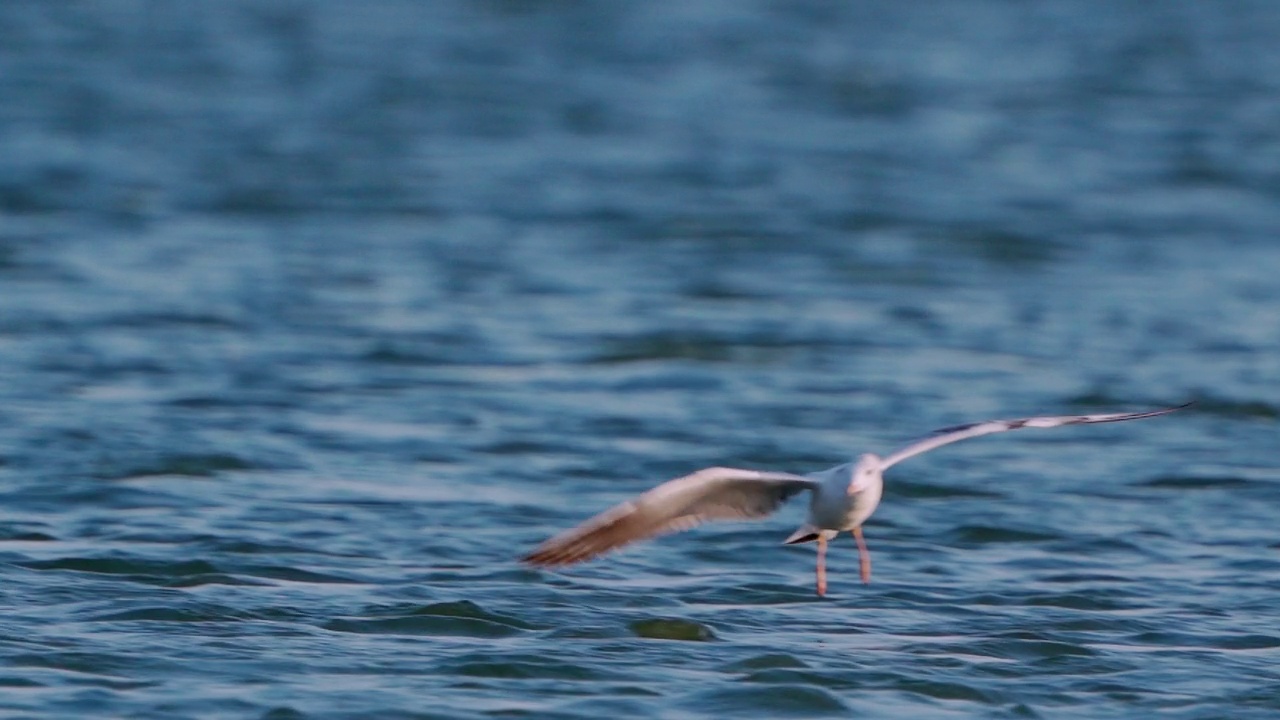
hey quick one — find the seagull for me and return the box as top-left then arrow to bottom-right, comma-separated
522,403 -> 1189,596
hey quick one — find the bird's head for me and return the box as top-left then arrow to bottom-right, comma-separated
848,453 -> 883,495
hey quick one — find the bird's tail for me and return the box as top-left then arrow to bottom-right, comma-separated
783,525 -> 821,545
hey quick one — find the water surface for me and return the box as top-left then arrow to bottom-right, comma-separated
2,2 -> 1279,718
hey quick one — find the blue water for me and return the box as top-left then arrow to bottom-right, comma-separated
2,2 -> 1279,718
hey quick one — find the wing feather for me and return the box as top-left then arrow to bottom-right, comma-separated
521,467 -> 818,567
878,403 -> 1191,471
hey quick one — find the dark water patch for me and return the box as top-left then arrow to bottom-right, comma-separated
236,565 -> 363,584
939,226 -> 1063,267
98,312 -> 245,330
629,617 -> 718,642
21,556 -> 220,583
87,605 -> 247,623
1079,681 -> 1164,704
557,696 -> 668,718
1066,392 -> 1169,409
729,449 -> 845,473
167,395 -> 298,410
166,573 -> 270,588
720,654 -> 810,672
680,281 -> 768,300
878,587 -> 985,609
414,566 -> 551,586
440,655 -> 613,681
1047,534 -> 1144,556
324,600 -> 534,638
403,600 -> 535,629
588,332 -> 799,365
245,606 -> 315,624
980,633 -> 1099,661
1210,633 -> 1280,650
605,371 -> 727,393
738,668 -> 858,690
683,684 -> 848,717
102,453 -> 258,479
202,539 -> 335,556
259,707 -> 308,720
361,339 -> 493,367
1183,393 -> 1277,420
685,540 -> 800,566
1127,630 -> 1280,651
0,526 -> 57,541
9,651 -> 162,677
0,242 -> 18,270
885,304 -> 942,332
1039,572 -> 1135,584
1024,590 -> 1139,611
479,439 -> 569,456
894,677 -> 997,704
1217,686 -> 1280,711
686,582 -> 822,605
1053,616 -> 1160,633
1223,556 -> 1280,573
1138,475 -> 1251,490
324,615 -> 523,638
15,483 -> 190,511
0,676 -> 44,687
950,525 -> 1061,544
98,530 -> 220,545
890,479 -> 1005,500
578,414 -> 648,437
545,624 -> 625,640
414,447 -> 470,464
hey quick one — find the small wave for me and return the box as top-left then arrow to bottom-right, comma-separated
889,479 -> 1004,500
719,654 -> 810,672
22,556 -> 220,580
323,600 -> 535,639
440,654 -> 614,681
950,525 -> 1060,544
87,605 -> 246,623
683,685 -> 848,716
1138,475 -> 1251,490
630,617 -> 718,642
100,453 -> 258,480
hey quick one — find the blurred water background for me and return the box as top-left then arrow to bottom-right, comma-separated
1,2 -> 1279,718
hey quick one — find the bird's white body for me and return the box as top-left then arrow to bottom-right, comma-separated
523,404 -> 1188,595
789,454 -> 883,541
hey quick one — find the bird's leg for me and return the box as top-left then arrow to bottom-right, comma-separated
853,527 -> 871,583
816,535 -> 827,597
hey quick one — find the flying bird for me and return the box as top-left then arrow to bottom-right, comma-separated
522,403 -> 1189,596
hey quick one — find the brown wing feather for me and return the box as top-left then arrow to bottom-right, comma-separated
521,468 -> 816,567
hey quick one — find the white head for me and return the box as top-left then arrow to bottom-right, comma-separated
845,452 -> 885,528
848,452 -> 883,495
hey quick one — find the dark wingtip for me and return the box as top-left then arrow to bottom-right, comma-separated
1151,401 -> 1195,417
782,532 -> 819,545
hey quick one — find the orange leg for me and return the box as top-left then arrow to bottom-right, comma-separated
816,534 -> 827,597
853,527 -> 871,583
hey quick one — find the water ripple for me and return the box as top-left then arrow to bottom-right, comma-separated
1,2 -> 1277,718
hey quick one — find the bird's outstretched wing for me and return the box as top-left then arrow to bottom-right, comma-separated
522,467 -> 819,567
878,403 -> 1191,471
